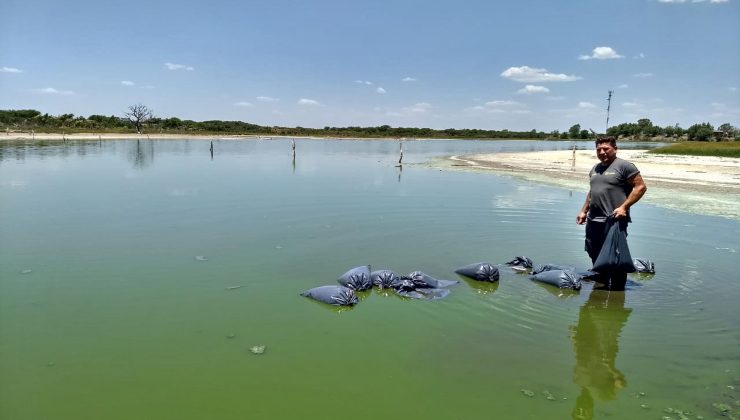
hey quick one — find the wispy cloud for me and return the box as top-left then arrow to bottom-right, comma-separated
617,84 -> 629,89
297,98 -> 321,106
578,102 -> 597,109
729,87 -> 738,92
501,66 -> 581,83
401,76 -> 416,82
466,100 -> 530,114
633,72 -> 654,78
234,101 -> 254,107
164,62 -> 194,71
578,47 -> 625,60
354,80 -> 373,85
516,85 -> 550,95
32,87 -> 74,95
121,80 -> 135,86
402,102 -> 432,113
633,53 -> 646,59
256,96 -> 279,102
376,87 -> 386,94
1,67 -> 23,73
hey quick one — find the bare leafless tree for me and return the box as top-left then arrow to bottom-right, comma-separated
124,103 -> 153,134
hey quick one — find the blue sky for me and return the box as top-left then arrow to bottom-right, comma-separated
1,0 -> 738,132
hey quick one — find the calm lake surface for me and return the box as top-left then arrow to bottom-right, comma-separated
1,138 -> 738,420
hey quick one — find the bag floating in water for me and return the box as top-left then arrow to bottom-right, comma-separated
455,262 -> 500,282
301,285 -> 359,306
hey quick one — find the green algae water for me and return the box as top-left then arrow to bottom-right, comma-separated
1,139 -> 738,420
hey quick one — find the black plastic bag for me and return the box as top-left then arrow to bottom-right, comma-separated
530,269 -> 582,290
337,265 -> 373,291
632,258 -> 655,274
592,218 -> 636,274
301,285 -> 359,306
455,262 -> 500,282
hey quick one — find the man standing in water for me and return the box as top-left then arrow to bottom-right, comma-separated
576,137 -> 647,291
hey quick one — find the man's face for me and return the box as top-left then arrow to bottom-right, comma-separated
596,143 -> 617,164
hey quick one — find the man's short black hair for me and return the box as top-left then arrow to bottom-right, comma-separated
595,136 -> 617,148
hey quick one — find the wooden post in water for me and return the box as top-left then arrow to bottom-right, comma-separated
32,130 -> 35,141
396,141 -> 403,167
292,139 -> 296,161
571,145 -> 576,172
605,90 -> 613,133
210,141 -> 214,159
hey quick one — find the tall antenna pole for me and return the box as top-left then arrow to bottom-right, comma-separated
605,90 -> 613,133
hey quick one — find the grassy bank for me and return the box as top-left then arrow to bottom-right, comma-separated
648,141 -> 740,158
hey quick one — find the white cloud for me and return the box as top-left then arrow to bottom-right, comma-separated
501,66 -> 581,83
578,102 -> 597,109
354,80 -> 373,85
578,47 -> 625,60
466,100 -> 529,114
1,67 -> 23,73
121,80 -> 135,86
297,98 -> 321,106
710,0 -> 729,3
658,0 -> 688,3
164,62 -> 194,71
623,101 -> 642,108
256,96 -> 279,102
403,102 -> 432,113
234,101 -> 254,107
516,85 -> 550,95
633,72 -> 654,78
401,77 -> 417,82
376,87 -> 386,94
32,87 -> 74,95
729,87 -> 738,92
617,84 -> 629,89
633,53 -> 646,59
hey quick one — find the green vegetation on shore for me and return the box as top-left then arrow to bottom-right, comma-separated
648,142 -> 740,158
2,108 -> 738,142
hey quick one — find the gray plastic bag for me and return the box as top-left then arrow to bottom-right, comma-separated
338,265 -> 373,291
530,270 -> 582,290
301,285 -> 359,306
455,262 -> 500,282
370,270 -> 399,289
632,258 -> 655,274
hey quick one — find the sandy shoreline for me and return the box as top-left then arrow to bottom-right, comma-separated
443,149 -> 740,221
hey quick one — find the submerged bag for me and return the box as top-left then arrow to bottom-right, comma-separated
530,269 -> 582,290
370,270 -> 400,289
301,285 -> 359,306
592,218 -> 636,274
632,258 -> 655,274
337,265 -> 373,291
454,262 -> 500,282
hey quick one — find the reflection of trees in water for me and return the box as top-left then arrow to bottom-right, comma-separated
128,139 -> 155,169
0,140 -> 105,162
571,289 -> 632,420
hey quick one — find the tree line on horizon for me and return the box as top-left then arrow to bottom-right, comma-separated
1,107 -> 737,142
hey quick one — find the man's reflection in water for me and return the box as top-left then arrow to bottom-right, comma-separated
571,288 -> 632,420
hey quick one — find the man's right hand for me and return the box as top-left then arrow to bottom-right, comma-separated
576,212 -> 587,225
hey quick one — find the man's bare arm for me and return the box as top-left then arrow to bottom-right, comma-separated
613,173 -> 647,218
